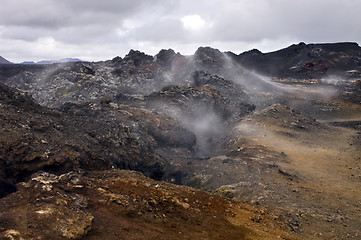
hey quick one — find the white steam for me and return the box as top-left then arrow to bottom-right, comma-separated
320,76 -> 343,85
162,104 -> 224,158
221,53 -> 339,103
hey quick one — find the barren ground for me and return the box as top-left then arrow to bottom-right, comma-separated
1,44 -> 361,239
230,93 -> 361,239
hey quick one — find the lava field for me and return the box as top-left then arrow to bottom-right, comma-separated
0,42 -> 361,239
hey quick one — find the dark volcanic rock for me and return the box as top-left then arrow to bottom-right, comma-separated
0,83 -> 165,197
227,49 -> 265,69
145,82 -> 252,157
2,43 -> 359,110
235,42 -> 361,78
194,46 -> 227,72
155,49 -> 177,68
1,43 -> 361,239
146,84 -> 233,120
192,71 -> 254,120
123,49 -> 154,67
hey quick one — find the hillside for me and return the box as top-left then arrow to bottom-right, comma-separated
0,43 -> 361,239
230,42 -> 361,79
0,56 -> 12,64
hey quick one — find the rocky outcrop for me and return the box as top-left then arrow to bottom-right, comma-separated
194,47 -> 227,72
155,49 -> 177,67
0,83 -> 165,197
123,49 -> 154,67
0,169 -> 295,240
0,171 -> 93,240
192,71 -> 254,119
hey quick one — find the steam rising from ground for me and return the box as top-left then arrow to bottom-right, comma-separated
162,104 -> 224,158
151,51 -> 342,157
221,54 -> 339,101
320,76 -> 343,85
4,49 -> 344,158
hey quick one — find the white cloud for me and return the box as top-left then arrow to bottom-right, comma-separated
181,15 -> 207,32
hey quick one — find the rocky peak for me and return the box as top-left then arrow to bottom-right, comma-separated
241,49 -> 263,56
111,56 -> 123,63
123,49 -> 154,67
194,46 -> 226,70
154,49 -> 188,73
155,49 -> 177,68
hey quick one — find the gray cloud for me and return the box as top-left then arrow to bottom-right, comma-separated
129,18 -> 189,42
1,0 -> 360,62
0,0 -> 157,27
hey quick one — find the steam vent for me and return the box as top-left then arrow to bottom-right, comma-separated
1,43 -> 361,239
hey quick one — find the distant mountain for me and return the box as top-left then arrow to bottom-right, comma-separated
20,61 -> 36,65
0,56 -> 13,64
35,58 -> 83,64
229,42 -> 361,78
20,58 -> 83,65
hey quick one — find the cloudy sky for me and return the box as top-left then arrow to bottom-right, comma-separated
1,0 -> 360,62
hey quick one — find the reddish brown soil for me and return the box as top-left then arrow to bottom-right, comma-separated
0,170 -> 299,240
